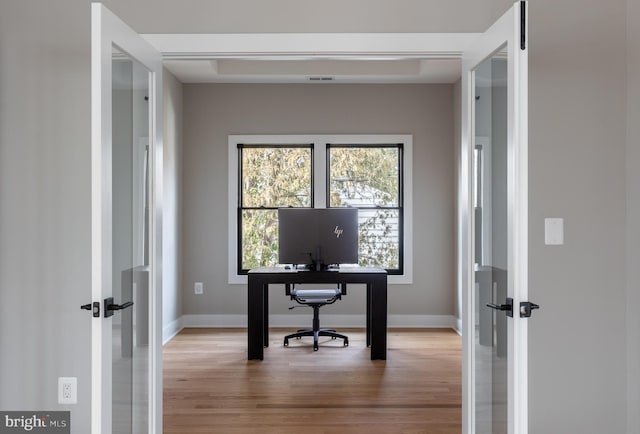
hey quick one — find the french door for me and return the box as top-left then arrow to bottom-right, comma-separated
91,3 -> 163,433
461,2 -> 531,434
89,2 -> 529,432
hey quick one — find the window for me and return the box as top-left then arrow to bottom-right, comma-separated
238,145 -> 313,272
327,145 -> 403,273
229,135 -> 413,284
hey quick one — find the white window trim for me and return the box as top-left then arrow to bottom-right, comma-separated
228,134 -> 413,284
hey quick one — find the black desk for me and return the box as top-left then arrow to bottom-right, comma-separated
247,267 -> 388,360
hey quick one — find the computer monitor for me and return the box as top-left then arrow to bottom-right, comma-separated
278,208 -> 359,270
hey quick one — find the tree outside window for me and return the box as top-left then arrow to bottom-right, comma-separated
328,145 -> 402,272
239,145 -> 312,271
237,140 -> 404,275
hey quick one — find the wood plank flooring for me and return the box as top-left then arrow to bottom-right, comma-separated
163,328 -> 461,434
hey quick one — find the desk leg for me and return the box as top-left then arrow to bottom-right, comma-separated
263,283 -> 269,347
366,285 -> 371,347
370,276 -> 387,360
247,276 -> 264,360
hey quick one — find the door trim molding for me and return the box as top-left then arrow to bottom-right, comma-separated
91,8 -> 528,434
142,33 -> 479,60
460,3 -> 529,434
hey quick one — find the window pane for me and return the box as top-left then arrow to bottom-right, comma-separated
241,147 -> 312,207
358,209 -> 400,269
241,209 -> 279,269
329,147 -> 399,207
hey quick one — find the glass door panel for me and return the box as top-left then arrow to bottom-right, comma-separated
111,45 -> 150,434
473,46 -> 508,434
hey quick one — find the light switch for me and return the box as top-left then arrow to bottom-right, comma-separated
545,218 -> 564,245
194,282 -> 204,295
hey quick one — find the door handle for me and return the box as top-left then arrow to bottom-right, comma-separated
104,297 -> 134,318
520,301 -> 540,318
486,297 -> 513,317
80,301 -> 101,318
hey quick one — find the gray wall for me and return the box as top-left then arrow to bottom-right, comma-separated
453,81 -> 462,323
181,83 -> 455,318
0,2 -> 184,432
0,1 -> 92,431
163,69 -> 183,336
101,0 -> 497,34
626,0 -> 640,432
528,0 -> 628,433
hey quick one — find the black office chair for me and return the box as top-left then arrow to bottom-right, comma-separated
283,283 -> 349,351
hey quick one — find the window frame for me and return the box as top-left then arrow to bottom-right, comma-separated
237,143 -> 314,274
228,134 -> 413,284
326,143 -> 404,275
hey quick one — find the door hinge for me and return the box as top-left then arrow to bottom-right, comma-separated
520,1 -> 526,50
80,301 -> 100,318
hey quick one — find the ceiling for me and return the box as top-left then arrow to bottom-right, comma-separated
145,33 -> 471,85
163,58 -> 462,84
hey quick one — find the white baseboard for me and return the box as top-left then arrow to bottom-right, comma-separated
179,314 -> 458,329
388,314 -> 457,328
162,317 -> 184,345
162,314 -> 459,345
455,318 -> 462,336
182,314 -> 248,327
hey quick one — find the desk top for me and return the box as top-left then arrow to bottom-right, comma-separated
248,266 -> 387,275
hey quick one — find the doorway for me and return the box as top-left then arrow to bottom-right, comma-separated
151,19 -> 528,430
159,49 -> 466,432
92,4 -> 529,432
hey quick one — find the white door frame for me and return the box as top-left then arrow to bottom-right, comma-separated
143,31 -> 483,432
143,33 -> 479,61
106,11 -> 526,434
91,3 -> 163,433
461,3 -> 529,434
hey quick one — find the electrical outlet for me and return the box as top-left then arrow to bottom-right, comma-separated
194,282 -> 204,295
58,377 -> 77,404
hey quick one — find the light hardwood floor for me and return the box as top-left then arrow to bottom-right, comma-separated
163,328 -> 461,434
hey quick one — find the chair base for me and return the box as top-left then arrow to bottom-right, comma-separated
284,329 -> 349,351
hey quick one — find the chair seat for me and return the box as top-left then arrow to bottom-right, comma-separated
290,288 -> 341,304
285,285 -> 347,351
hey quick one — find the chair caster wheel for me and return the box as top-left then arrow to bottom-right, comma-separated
331,336 -> 337,340
344,340 -> 349,347
313,346 -> 319,352
284,340 -> 289,346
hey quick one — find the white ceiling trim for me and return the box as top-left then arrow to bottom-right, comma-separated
142,33 -> 479,83
142,33 -> 479,60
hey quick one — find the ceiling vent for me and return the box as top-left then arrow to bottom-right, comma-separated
308,77 -> 334,81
